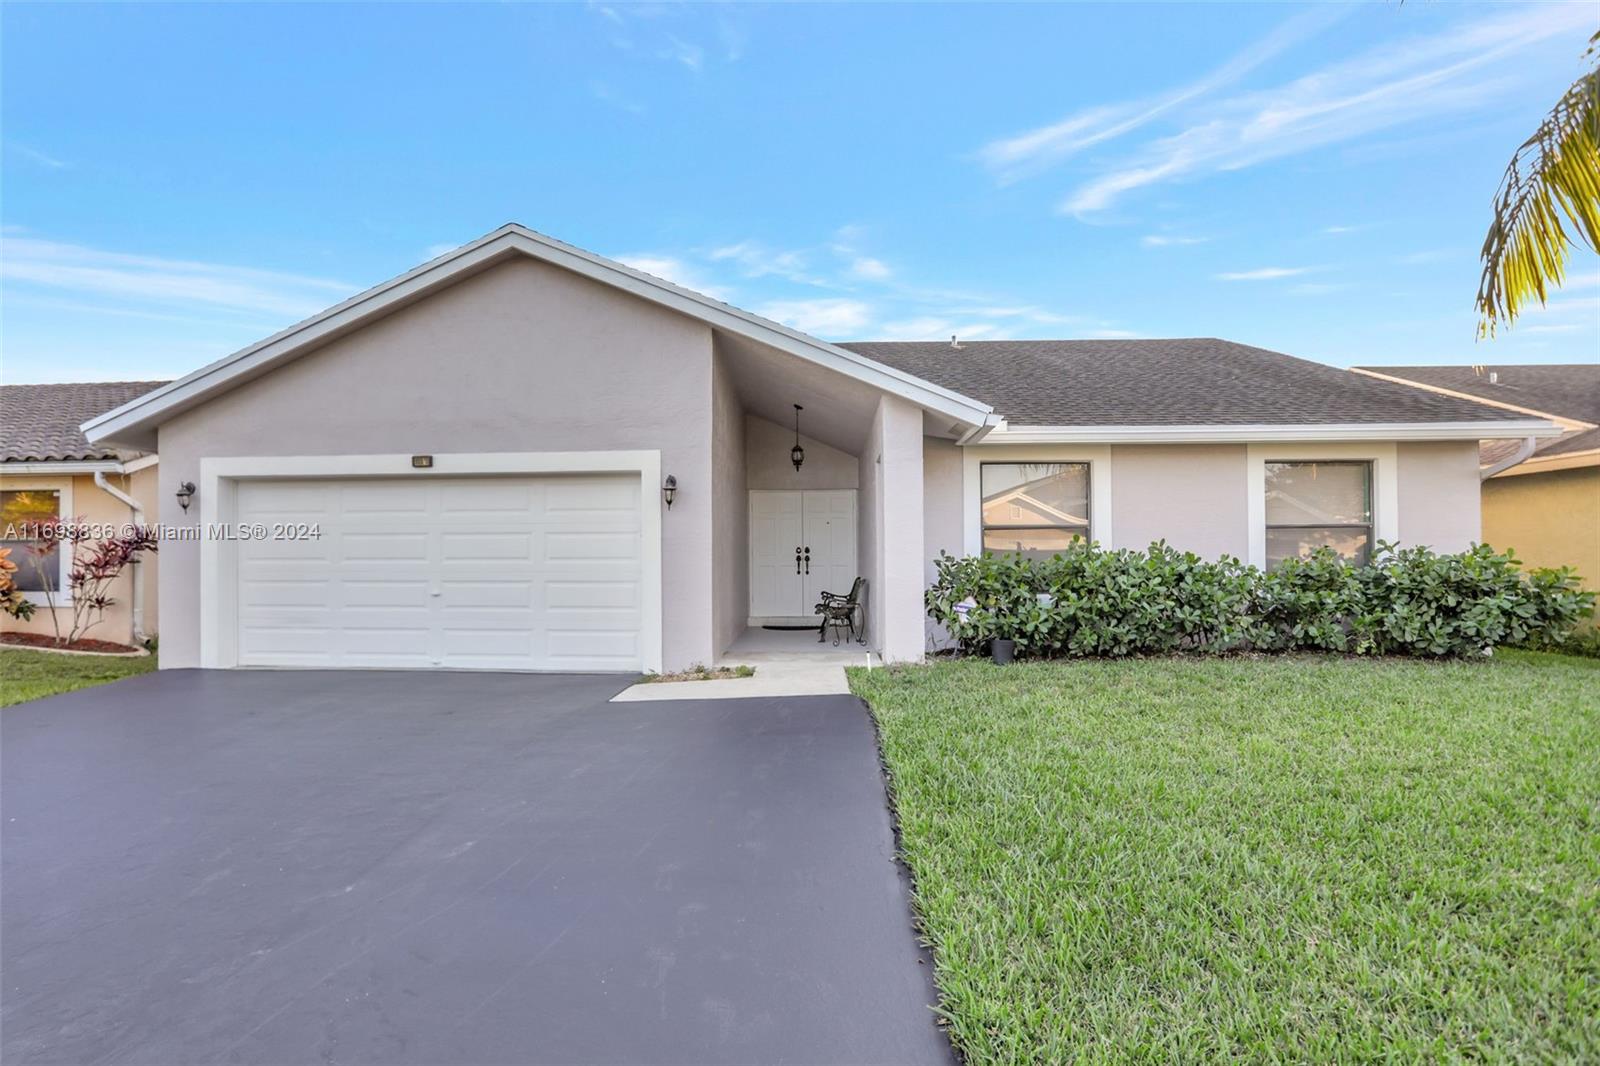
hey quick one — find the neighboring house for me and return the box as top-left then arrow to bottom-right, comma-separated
1355,364 -> 1599,597
1,381 -> 168,647
80,224 -> 1558,674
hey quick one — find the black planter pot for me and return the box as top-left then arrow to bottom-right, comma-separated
990,639 -> 1016,665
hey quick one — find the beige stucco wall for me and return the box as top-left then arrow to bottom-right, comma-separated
1,469 -> 159,647
155,257 -> 716,671
710,348 -> 748,659
922,438 -> 963,581
1483,466 -> 1600,593
1110,444 -> 1249,557
1396,441 -> 1481,552
868,395 -> 924,662
745,414 -> 858,491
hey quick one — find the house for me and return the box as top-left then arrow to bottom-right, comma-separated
1,381 -> 167,647
1354,364 -> 1599,599
78,224 -> 1559,674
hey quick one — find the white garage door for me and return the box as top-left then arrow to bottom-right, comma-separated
235,475 -> 642,671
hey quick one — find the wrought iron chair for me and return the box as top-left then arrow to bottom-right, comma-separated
815,577 -> 866,646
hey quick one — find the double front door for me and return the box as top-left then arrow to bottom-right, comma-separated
749,490 -> 857,619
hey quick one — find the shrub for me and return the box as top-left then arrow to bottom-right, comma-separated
926,541 -> 1594,660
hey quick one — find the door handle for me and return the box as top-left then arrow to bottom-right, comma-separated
804,547 -> 811,575
795,547 -> 802,574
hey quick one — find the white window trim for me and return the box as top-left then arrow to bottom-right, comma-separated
1246,442 -> 1397,569
1,477 -> 74,605
962,444 -> 1112,555
198,451 -> 663,672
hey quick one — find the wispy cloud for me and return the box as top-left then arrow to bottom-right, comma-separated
1085,328 -> 1142,339
1047,5 -> 1592,214
1215,266 -> 1316,281
1396,249 -> 1455,265
589,80 -> 645,114
1141,235 -> 1209,247
1290,282 -> 1352,295
5,142 -> 70,169
708,241 -> 827,285
847,255 -> 892,281
0,237 -> 355,319
614,253 -> 731,300
660,34 -> 704,72
878,317 -> 1001,342
756,298 -> 873,336
1322,223 -> 1373,235
977,7 -> 1345,184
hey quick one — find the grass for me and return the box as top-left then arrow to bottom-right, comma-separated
850,651 -> 1600,1064
639,663 -> 756,683
0,647 -> 157,708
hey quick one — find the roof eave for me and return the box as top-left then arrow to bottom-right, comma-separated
81,224 -> 992,449
972,420 -> 1563,445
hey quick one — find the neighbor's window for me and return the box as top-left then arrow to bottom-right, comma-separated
0,489 -> 64,592
1264,461 -> 1372,568
981,462 -> 1090,559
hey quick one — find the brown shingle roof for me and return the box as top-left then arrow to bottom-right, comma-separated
0,381 -> 170,463
841,338 -> 1532,427
1356,364 -> 1600,461
1355,364 -> 1600,425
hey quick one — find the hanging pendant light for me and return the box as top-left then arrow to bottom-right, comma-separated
791,404 -> 805,472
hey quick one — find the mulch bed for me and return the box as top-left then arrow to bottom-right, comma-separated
0,632 -> 145,655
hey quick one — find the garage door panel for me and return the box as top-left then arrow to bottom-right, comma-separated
548,580 -> 636,609
547,531 -> 638,562
341,532 -> 430,563
439,580 -> 534,608
339,482 -> 431,514
235,474 -> 642,671
237,483 -> 331,517
440,531 -> 534,561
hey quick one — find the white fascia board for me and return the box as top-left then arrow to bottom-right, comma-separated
82,224 -> 992,449
0,460 -> 124,476
973,419 -> 1562,445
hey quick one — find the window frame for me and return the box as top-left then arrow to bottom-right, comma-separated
1262,459 -> 1374,568
978,460 -> 1092,557
0,477 -> 74,604
962,445 -> 1112,556
1246,443 -> 1397,570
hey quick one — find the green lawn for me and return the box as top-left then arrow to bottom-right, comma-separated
0,647 -> 157,707
850,651 -> 1600,1064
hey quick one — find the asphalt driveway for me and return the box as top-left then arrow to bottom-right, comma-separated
1,670 -> 951,1065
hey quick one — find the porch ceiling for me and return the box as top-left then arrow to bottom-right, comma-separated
716,332 -> 968,454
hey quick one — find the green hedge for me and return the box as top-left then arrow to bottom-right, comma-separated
927,542 -> 1595,659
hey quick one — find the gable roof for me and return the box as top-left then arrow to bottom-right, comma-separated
1355,363 -> 1599,461
82,224 -> 994,451
1,381 -> 169,463
842,339 -> 1550,437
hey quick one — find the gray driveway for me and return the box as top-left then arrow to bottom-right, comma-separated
1,670 -> 951,1065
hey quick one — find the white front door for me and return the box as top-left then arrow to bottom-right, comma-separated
750,490 -> 856,619
802,490 -> 857,607
749,491 -> 803,617
234,475 -> 643,671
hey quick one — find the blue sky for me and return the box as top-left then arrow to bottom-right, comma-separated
2,1 -> 1596,384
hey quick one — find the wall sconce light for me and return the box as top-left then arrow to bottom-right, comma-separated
791,404 -> 805,472
662,474 -> 677,510
176,481 -> 196,513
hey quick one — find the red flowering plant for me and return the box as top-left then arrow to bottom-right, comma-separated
21,515 -> 158,647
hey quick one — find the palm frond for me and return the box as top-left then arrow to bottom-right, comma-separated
1477,33 -> 1600,337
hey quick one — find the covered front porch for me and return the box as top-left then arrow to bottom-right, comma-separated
706,329 -> 977,667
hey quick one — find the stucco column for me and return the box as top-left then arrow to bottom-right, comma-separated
873,394 -> 925,663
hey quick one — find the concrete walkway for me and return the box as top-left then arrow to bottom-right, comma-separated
611,627 -> 877,702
